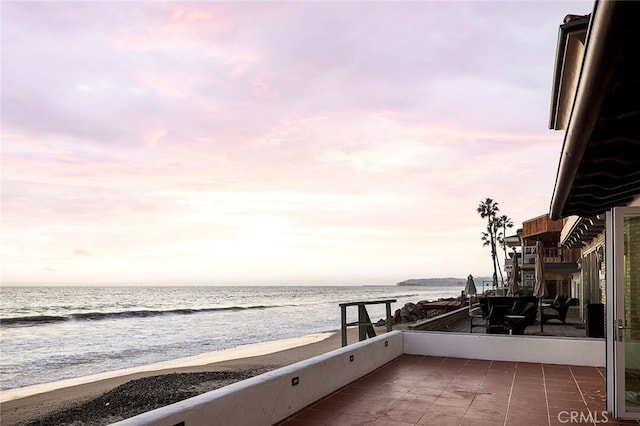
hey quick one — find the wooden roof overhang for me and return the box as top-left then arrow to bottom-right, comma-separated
560,214 -> 605,249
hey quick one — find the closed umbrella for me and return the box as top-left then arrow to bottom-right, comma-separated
464,274 -> 477,297
533,241 -> 548,331
508,253 -> 520,296
533,241 -> 547,298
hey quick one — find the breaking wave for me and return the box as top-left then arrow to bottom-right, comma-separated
0,305 -> 275,327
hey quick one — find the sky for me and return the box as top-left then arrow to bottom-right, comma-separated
1,1 -> 594,286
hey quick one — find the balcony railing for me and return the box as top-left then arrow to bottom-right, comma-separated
507,246 -> 580,266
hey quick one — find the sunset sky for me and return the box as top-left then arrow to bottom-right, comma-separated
1,1 -> 593,286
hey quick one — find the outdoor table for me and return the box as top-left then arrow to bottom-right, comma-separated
540,303 -> 551,332
504,314 -> 526,335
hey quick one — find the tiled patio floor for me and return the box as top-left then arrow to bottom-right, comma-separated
277,355 -> 640,426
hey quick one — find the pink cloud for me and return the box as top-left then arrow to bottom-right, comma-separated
1,0 -> 594,284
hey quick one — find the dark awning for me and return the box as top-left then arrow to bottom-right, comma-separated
545,262 -> 580,275
549,1 -> 640,220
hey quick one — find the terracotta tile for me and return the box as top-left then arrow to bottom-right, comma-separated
377,383 -> 415,393
410,384 -> 445,397
396,393 -> 438,405
505,413 -> 550,425
460,419 -> 504,426
511,391 -> 547,400
516,370 -> 544,376
466,359 -> 493,367
362,389 -> 408,401
579,386 -> 606,395
417,413 -> 463,425
477,386 -> 511,396
463,409 -> 506,422
282,419 -> 328,426
311,397 -> 350,413
392,399 -> 433,413
545,383 -> 580,391
293,408 -> 340,423
544,379 -> 576,387
548,404 -> 591,414
472,393 -> 510,406
377,407 -> 425,423
424,402 -> 469,418
332,391 -> 364,403
466,402 -> 507,414
371,418 -> 416,426
439,389 -> 476,400
432,397 -> 473,409
388,377 -> 427,386
343,400 -> 396,417
326,413 -> 378,426
546,388 -> 582,396
509,394 -> 547,404
513,378 -> 545,389
446,381 -> 482,390
507,403 -> 548,416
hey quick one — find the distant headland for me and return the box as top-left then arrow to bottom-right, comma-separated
396,277 -> 492,286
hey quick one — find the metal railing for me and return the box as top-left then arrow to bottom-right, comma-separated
339,299 -> 396,347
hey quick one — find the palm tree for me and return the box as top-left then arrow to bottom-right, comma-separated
499,214 -> 514,267
477,198 -> 500,288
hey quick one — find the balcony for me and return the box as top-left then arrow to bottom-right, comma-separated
522,214 -> 563,242
278,354 -> 613,426
112,331 -> 613,425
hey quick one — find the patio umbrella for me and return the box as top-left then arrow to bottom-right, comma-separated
533,240 -> 548,332
464,274 -> 477,297
508,253 -> 520,296
533,241 -> 547,298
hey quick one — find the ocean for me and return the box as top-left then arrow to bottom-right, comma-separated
0,285 -> 462,391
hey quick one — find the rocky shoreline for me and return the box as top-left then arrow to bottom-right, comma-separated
23,369 -> 273,426
390,297 -> 465,324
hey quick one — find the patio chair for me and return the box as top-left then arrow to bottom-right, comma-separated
542,297 -> 578,324
469,304 -> 485,332
486,305 -> 511,334
504,302 -> 537,335
477,297 -> 490,317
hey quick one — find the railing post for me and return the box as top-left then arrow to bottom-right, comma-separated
385,302 -> 392,332
357,304 -> 368,341
339,299 -> 396,346
341,304 -> 347,347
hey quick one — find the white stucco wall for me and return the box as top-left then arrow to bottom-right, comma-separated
112,331 -> 404,426
403,331 -> 605,367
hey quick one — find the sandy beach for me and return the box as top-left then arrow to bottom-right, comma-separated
1,326 -> 391,425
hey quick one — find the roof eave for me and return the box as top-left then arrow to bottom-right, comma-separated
548,15 -> 590,130
549,0 -> 624,220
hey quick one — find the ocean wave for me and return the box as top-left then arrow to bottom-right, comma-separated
0,305 -> 275,327
0,315 -> 69,326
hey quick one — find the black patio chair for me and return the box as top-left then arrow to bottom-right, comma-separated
486,305 -> 511,334
542,297 -> 578,324
504,302 -> 537,335
469,304 -> 485,332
